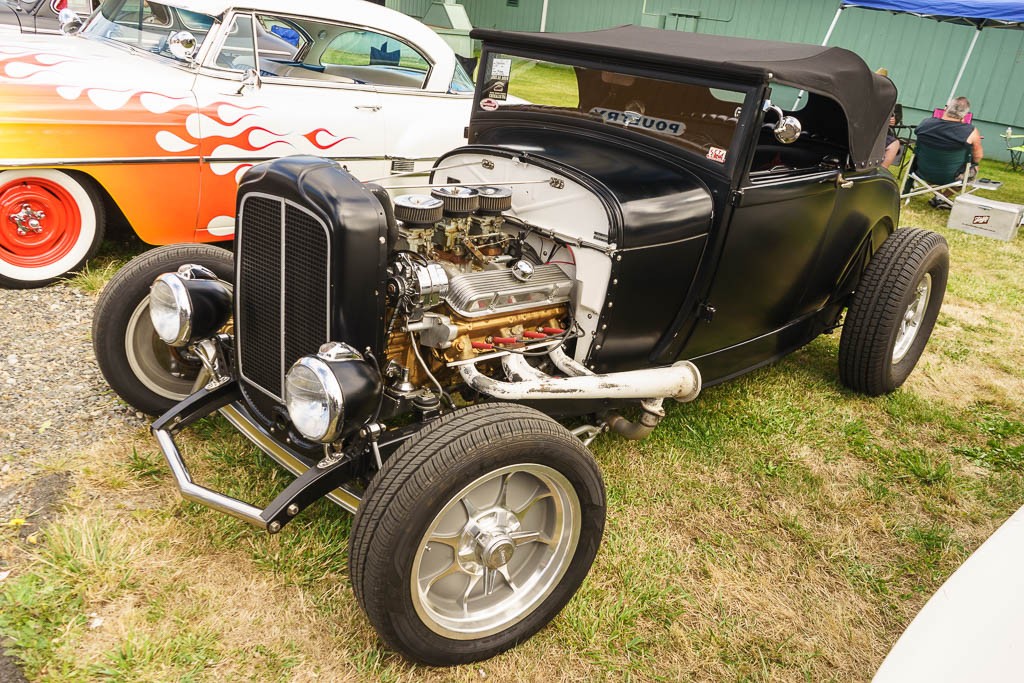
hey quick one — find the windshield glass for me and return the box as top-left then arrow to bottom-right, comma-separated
480,53 -> 749,164
81,0 -> 216,62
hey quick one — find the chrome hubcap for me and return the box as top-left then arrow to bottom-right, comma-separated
411,464 -> 581,639
9,203 -> 46,235
893,272 -> 932,363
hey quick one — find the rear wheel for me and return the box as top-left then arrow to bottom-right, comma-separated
349,404 -> 606,665
839,228 -> 948,395
0,169 -> 105,288
93,243 -> 233,415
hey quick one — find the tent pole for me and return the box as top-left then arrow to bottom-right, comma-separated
540,0 -> 550,32
820,5 -> 844,46
946,27 -> 982,104
793,6 -> 844,108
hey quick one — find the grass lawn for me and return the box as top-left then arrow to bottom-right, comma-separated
2,145 -> 1023,679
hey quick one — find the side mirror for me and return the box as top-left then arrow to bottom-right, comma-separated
168,31 -> 198,62
237,68 -> 261,95
764,102 -> 802,145
58,8 -> 82,34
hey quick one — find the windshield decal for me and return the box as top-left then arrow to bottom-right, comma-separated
484,57 -> 511,102
589,108 -> 685,137
706,146 -> 727,163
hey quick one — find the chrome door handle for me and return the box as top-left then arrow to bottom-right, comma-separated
355,104 -> 381,112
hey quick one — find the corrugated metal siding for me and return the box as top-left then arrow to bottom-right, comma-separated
392,1 -> 1024,158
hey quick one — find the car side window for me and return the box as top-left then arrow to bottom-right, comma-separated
749,90 -> 849,180
321,28 -> 430,89
214,13 -> 255,71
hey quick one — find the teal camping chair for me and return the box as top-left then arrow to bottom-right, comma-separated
900,142 -> 991,207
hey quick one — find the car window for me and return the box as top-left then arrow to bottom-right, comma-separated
483,53 -> 746,164
321,28 -> 430,88
749,90 -> 848,179
214,13 -> 255,71
81,0 -> 215,60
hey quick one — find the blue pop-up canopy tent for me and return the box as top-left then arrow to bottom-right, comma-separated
820,1 -> 1024,104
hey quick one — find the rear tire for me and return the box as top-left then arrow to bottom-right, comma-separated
93,243 -> 233,415
839,228 -> 948,395
349,403 -> 606,665
0,169 -> 105,289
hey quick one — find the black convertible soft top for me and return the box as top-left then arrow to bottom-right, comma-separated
472,25 -> 897,169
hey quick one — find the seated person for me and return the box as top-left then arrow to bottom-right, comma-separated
882,110 -> 900,169
916,96 -> 984,205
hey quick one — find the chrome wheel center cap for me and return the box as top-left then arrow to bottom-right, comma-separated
9,203 -> 46,236
477,533 -> 516,569
456,507 -> 521,573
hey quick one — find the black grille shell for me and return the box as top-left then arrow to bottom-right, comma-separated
236,194 -> 330,402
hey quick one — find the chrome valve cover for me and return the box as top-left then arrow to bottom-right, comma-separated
445,263 -> 572,318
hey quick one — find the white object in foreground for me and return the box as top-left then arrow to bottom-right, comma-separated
874,504 -> 1024,682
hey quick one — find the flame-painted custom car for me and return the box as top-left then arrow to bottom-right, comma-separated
93,26 -> 949,664
0,0 -> 473,287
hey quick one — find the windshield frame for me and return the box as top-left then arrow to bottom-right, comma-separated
471,46 -> 761,177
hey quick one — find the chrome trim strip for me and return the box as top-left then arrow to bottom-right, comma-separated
236,193 -> 285,402
219,403 -> 361,513
0,154 -> 436,168
0,157 -> 203,167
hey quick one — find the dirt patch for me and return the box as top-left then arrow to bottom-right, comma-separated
0,471 -> 71,541
0,647 -> 29,683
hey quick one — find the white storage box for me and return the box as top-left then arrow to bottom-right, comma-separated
947,195 -> 1023,241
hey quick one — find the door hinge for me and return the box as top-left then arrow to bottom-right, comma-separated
699,303 -> 716,323
728,189 -> 743,207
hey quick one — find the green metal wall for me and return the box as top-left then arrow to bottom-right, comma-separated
389,0 -> 1024,161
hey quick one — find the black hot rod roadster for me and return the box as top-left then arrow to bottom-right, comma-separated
93,26 -> 948,664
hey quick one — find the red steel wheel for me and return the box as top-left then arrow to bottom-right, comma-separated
0,169 -> 105,289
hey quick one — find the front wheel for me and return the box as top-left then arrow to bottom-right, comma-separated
93,243 -> 233,415
839,228 -> 948,395
349,404 -> 606,665
0,169 -> 105,288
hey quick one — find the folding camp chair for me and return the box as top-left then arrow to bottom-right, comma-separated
899,142 -> 995,207
1002,131 -> 1024,172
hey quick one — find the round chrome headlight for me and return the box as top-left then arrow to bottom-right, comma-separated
284,357 -> 345,443
150,274 -> 192,347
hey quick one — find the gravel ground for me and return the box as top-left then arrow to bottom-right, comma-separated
0,283 -> 148,525
0,284 -> 147,473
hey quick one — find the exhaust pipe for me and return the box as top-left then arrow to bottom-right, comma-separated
460,352 -> 701,403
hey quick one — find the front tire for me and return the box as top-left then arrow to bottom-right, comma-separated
0,169 -> 105,289
839,228 -> 948,395
349,404 -> 606,665
93,243 -> 233,415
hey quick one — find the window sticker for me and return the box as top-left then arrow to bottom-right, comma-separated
706,146 -> 728,163
490,58 -> 511,80
590,108 -> 685,137
483,57 -> 512,102
480,98 -> 500,111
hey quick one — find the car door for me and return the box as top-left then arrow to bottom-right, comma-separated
191,11 -> 387,240
685,167 -> 840,350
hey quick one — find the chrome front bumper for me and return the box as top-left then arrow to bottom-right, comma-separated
151,380 -> 361,533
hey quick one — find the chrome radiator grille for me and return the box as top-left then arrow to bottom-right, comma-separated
236,194 -> 331,402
